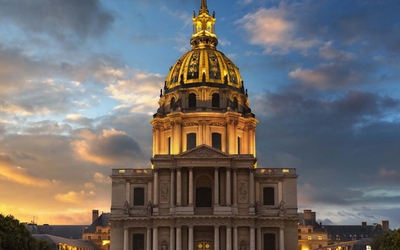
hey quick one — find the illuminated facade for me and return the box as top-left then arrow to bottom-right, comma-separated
298,210 -> 328,250
110,1 -> 299,249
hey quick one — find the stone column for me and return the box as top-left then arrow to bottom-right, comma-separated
233,168 -> 237,206
176,226 -> 182,250
226,167 -> 231,205
177,168 -> 182,206
169,227 -> 175,250
214,226 -> 220,250
147,228 -> 152,250
249,169 -> 254,205
256,227 -> 262,250
214,167 -> 219,206
170,168 -> 175,209
154,169 -> 159,206
153,227 -> 158,250
189,167 -> 193,206
123,227 -> 129,250
148,181 -> 153,203
188,226 -> 194,250
250,227 -> 255,250
233,227 -> 238,250
279,227 -> 285,250
125,180 -> 131,204
226,226 -> 232,250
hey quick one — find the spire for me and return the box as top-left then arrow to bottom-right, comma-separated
199,0 -> 208,14
190,0 -> 218,49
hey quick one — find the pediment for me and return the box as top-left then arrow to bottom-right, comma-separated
178,144 -> 230,159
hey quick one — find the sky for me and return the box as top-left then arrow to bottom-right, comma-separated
0,0 -> 399,229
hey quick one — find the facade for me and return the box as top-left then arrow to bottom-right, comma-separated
110,1 -> 299,250
82,210 -> 111,250
297,210 -> 328,250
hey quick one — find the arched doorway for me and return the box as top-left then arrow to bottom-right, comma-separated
195,175 -> 213,214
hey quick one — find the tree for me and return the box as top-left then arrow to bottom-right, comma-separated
371,228 -> 400,250
0,214 -> 52,250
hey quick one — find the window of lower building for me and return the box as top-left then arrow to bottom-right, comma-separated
196,187 -> 212,207
133,187 -> 145,206
263,187 -> 275,205
187,133 -> 196,150
308,235 -> 312,240
88,236 -> 91,240
212,133 -> 221,150
366,245 -> 371,250
133,234 -> 144,250
298,229 -> 301,233
308,229 -> 312,233
98,236 -> 101,240
263,233 -> 276,250
298,235 -> 301,239
318,235 -> 322,240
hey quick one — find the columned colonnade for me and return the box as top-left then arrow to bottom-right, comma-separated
123,225 -> 285,250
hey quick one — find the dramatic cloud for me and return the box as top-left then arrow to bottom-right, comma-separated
0,153 -> 59,187
0,0 -> 114,43
54,191 -> 96,204
236,6 -> 319,54
72,128 -> 146,167
105,70 -> 164,114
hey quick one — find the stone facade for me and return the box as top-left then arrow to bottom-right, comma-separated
109,1 -> 299,249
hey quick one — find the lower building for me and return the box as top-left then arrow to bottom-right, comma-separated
298,210 -> 328,250
82,210 -> 111,250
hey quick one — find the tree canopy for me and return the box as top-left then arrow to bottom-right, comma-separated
371,228 -> 400,250
0,214 -> 52,250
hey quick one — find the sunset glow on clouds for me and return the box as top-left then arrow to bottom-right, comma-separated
0,0 -> 399,228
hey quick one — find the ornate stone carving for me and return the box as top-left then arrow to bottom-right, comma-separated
238,181 -> 248,203
160,182 -> 169,203
183,122 -> 199,127
210,122 -> 226,126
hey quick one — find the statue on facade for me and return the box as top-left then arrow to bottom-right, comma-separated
279,200 -> 285,216
147,201 -> 153,215
124,200 -> 130,215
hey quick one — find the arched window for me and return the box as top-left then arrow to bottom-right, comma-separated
232,97 -> 238,109
133,187 -> 145,206
187,133 -> 196,150
189,93 -> 196,108
263,187 -> 275,206
196,187 -> 212,207
212,93 -> 219,108
212,133 -> 221,150
170,97 -> 176,111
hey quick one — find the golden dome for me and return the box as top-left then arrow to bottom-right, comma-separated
164,0 -> 244,94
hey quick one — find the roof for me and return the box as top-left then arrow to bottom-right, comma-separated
83,212 -> 110,233
26,224 -> 88,239
299,218 -> 326,232
323,224 -> 383,241
32,234 -> 98,249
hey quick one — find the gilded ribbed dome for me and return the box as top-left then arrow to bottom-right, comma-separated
164,0 -> 244,94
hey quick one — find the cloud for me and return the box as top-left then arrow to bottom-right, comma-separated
93,172 -> 111,184
105,70 -> 164,114
0,0 -> 114,43
236,6 -> 319,54
72,128 -> 147,167
0,152 -> 59,187
65,114 -> 93,127
54,191 -> 95,204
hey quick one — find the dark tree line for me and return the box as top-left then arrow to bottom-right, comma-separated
372,228 -> 400,250
0,214 -> 52,250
